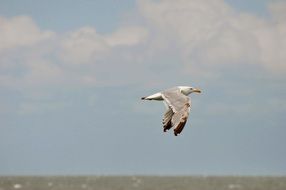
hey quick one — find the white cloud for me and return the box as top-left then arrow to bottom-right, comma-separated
0,19 -> 100,91
60,27 -> 109,64
2,1 -> 285,95
138,0 -> 286,74
0,16 -> 54,50
0,15 -> 151,118
139,0 -> 232,47
268,1 -> 286,22
255,1 -> 286,73
0,15 -> 149,92
60,26 -> 148,64
105,26 -> 148,47
0,2 -> 285,118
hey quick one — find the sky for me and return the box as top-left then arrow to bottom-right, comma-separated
0,0 -> 286,175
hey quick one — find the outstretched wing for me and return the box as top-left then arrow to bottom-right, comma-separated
171,103 -> 190,136
162,88 -> 191,136
162,107 -> 173,132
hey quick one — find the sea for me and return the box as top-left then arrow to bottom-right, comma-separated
0,176 -> 285,190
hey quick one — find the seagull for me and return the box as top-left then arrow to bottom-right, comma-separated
141,86 -> 201,136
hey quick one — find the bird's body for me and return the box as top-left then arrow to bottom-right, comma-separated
141,86 -> 201,136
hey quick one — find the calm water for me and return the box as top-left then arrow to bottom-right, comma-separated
0,176 -> 285,190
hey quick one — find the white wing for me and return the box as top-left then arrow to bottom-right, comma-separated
161,88 -> 191,136
162,88 -> 190,112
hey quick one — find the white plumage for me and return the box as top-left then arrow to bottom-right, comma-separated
141,86 -> 201,136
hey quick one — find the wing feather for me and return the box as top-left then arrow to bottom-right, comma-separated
162,88 -> 190,112
162,107 -> 174,132
161,88 -> 191,136
172,103 -> 190,136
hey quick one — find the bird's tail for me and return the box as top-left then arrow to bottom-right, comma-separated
141,92 -> 163,100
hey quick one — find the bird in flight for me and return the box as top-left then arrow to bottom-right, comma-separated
141,86 -> 201,136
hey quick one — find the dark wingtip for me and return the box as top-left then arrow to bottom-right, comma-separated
141,97 -> 146,100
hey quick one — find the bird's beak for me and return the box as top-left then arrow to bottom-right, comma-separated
193,88 -> 201,93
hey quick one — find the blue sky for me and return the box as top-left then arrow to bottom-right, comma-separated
0,0 -> 286,175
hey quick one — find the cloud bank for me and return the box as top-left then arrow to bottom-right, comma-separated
138,0 -> 286,74
0,0 -> 286,114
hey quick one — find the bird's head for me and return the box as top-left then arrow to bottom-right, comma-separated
179,86 -> 201,95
